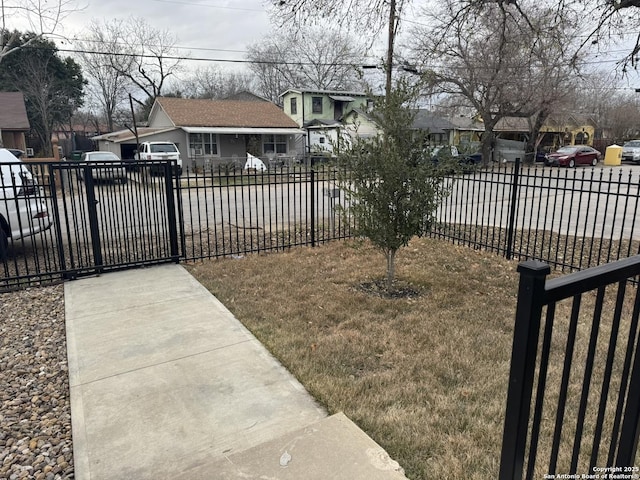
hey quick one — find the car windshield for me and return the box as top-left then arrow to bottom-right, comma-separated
555,147 -> 579,154
86,153 -> 120,161
150,144 -> 177,153
624,141 -> 640,148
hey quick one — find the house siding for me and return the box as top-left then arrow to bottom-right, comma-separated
282,91 -> 370,127
149,107 -> 175,128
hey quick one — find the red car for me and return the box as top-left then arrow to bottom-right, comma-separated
545,146 -> 601,167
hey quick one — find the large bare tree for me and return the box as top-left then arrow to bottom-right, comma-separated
0,0 -> 79,64
246,27 -> 367,103
268,0 -> 407,98
74,20 -> 130,131
412,0 -> 584,164
83,17 -> 183,108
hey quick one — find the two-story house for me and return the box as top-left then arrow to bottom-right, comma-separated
280,89 -> 378,156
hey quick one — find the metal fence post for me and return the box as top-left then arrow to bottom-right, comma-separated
499,260 -> 551,480
615,331 -> 640,466
310,168 -> 316,247
506,157 -> 521,260
164,161 -> 180,262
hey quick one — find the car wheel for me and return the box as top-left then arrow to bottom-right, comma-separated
0,223 -> 8,262
591,157 -> 597,167
569,158 -> 575,168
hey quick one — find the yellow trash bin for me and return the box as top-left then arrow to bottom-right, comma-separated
604,145 -> 622,166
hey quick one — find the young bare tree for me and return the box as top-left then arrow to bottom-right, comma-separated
0,0 -> 79,64
246,27 -> 366,103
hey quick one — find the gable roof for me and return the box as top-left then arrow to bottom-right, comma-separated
0,92 -> 30,130
153,97 -> 299,129
280,88 -> 368,98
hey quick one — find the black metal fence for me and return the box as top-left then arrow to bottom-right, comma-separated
180,163 -> 352,260
432,160 -> 640,272
0,160 -> 181,291
499,257 -> 640,479
0,161 -> 352,291
3,158 -> 640,291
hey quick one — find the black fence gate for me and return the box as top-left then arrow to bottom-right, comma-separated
499,256 -> 640,479
0,160 -> 181,290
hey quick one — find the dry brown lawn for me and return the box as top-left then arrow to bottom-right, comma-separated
187,237 -> 521,479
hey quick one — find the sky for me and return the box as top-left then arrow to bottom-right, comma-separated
46,0 -> 275,70
7,0 -> 640,89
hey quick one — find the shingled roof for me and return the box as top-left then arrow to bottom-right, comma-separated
154,97 -> 299,129
0,92 -> 30,130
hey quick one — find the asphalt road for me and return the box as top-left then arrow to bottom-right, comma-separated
438,163 -> 640,240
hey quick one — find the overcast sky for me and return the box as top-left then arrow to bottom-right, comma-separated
59,0 -> 274,69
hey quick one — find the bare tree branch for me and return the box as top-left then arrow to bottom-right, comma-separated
0,0 -> 82,64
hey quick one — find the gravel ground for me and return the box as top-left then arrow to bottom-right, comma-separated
0,284 -> 73,480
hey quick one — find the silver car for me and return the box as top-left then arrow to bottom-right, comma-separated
622,140 -> 640,163
80,151 -> 127,183
0,148 -> 51,259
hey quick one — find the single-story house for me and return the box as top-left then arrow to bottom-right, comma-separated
0,92 -> 30,152
93,97 -> 305,169
411,110 -> 456,146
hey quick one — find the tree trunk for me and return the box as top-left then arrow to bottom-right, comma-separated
386,248 -> 397,291
525,109 -> 548,165
385,0 -> 397,99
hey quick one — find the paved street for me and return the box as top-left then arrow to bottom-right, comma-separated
438,163 -> 640,240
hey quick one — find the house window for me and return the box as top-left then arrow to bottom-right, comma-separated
312,96 -> 323,114
189,132 -> 218,156
290,97 -> 297,115
263,134 -> 287,154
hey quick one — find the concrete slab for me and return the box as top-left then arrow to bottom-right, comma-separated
65,265 -> 326,480
65,264 -> 407,480
194,413 -> 408,480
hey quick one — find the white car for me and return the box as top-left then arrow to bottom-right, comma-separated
0,148 -> 51,259
622,140 -> 640,164
135,141 -> 183,176
80,151 -> 127,183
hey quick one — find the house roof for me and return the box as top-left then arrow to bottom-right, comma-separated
0,92 -> 30,130
223,91 -> 271,102
446,116 -> 484,131
494,116 -> 530,132
412,110 -> 455,133
154,97 -> 299,129
93,127 -> 178,143
280,88 -> 368,98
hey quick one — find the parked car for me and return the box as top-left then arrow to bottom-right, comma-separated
544,146 -> 601,167
79,151 -> 127,183
622,140 -> 640,163
7,148 -> 24,158
0,148 -> 51,260
428,145 -> 482,172
134,141 -> 183,176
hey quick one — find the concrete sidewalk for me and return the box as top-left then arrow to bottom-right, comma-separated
65,264 -> 407,479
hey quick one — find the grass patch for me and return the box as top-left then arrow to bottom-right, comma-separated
185,237 -> 637,479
